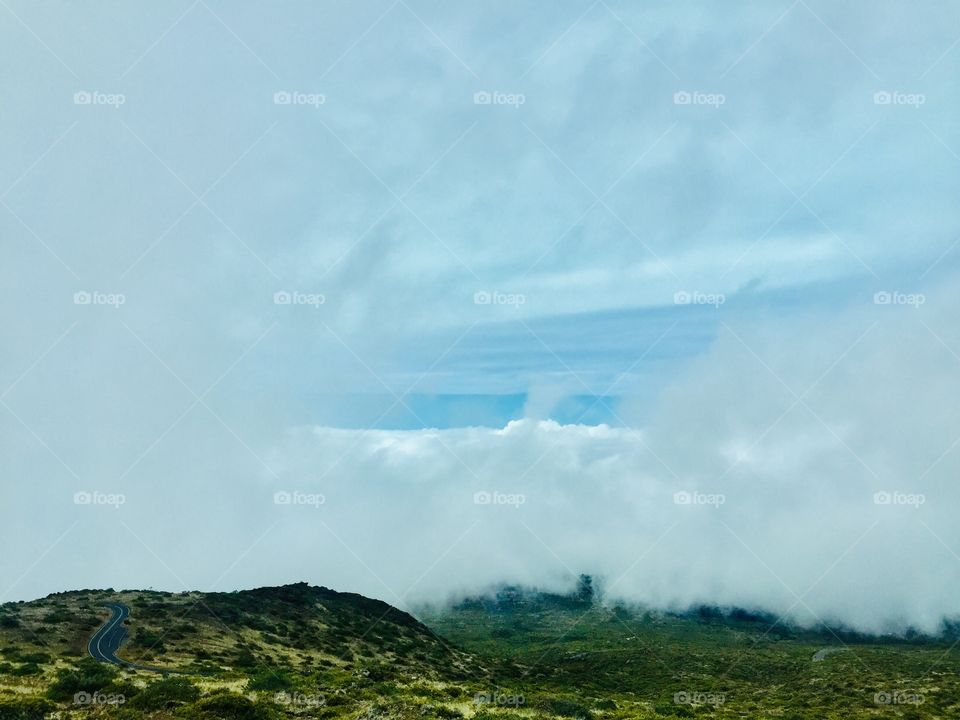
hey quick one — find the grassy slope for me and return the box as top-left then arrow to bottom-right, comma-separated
418,588 -> 960,720
0,583 -> 958,719
0,583 -> 479,675
0,583 -> 490,720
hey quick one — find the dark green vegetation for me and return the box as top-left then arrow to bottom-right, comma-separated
0,583 -> 488,720
0,580 -> 958,719
421,579 -> 960,719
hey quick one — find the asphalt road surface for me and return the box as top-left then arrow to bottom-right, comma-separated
87,603 -> 168,673
87,603 -> 130,665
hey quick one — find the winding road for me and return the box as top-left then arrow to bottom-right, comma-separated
87,603 -> 169,673
88,603 -> 131,665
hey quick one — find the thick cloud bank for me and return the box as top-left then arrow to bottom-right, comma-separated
265,286 -> 960,635
2,1 -> 958,636
6,280 -> 958,636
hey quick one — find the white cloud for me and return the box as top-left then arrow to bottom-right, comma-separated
2,1 -> 959,636
4,276 -> 958,636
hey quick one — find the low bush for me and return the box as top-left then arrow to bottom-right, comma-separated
246,670 -> 293,691
129,676 -> 199,710
0,696 -> 56,720
46,659 -> 118,701
10,664 -> 41,677
183,691 -> 277,720
538,698 -> 593,719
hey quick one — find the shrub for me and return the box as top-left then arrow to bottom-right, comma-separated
105,679 -> 141,700
246,670 -> 293,691
132,629 -> 165,654
46,658 -> 118,701
360,663 -> 393,682
538,698 -> 593,719
184,692 -> 277,720
0,696 -> 56,720
19,654 -> 49,665
10,664 -> 41,677
654,704 -> 692,718
231,649 -> 259,669
40,611 -> 70,624
130,676 -> 199,710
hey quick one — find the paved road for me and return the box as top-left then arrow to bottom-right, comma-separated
88,603 -> 131,665
87,603 -> 169,673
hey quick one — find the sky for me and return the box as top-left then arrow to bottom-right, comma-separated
2,0 -> 960,634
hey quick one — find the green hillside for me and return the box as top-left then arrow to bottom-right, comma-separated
420,582 -> 960,719
0,583 -> 491,720
0,582 -> 958,720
